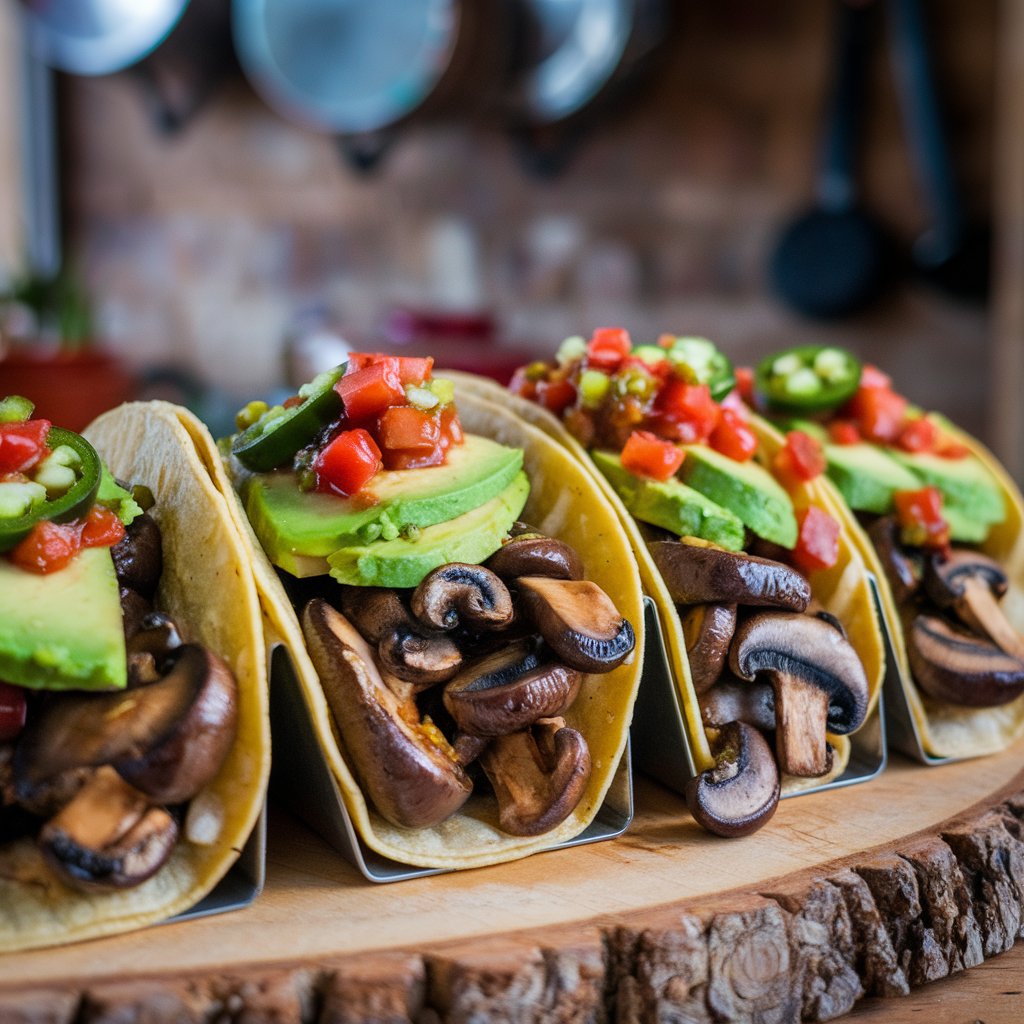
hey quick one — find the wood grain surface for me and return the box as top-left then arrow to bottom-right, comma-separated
4,745 -> 1024,1022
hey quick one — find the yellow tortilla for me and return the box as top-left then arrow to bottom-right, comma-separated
212,385 -> 644,870
0,402 -> 270,953
833,422 -> 1024,759
443,371 -> 887,788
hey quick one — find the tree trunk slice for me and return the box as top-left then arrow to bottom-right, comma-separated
5,747 -> 1024,1021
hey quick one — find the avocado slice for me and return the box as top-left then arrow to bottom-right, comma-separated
679,445 -> 797,548
888,449 -> 1005,527
591,449 -> 745,551
824,442 -> 922,515
243,434 -> 524,576
0,548 -> 126,691
327,473 -> 530,588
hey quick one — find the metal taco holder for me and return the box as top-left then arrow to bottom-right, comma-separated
268,644 -> 634,883
631,592 -> 888,800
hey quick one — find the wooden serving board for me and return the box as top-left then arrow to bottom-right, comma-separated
5,744 -> 1024,1022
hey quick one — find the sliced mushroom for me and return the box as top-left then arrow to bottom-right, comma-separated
480,717 -> 591,837
923,549 -> 1024,660
649,541 -> 811,611
699,677 -> 776,733
685,721 -> 780,837
338,586 -> 410,644
115,646 -> 238,804
443,639 -> 582,737
378,627 -> 463,686
126,612 -> 184,688
38,766 -> 178,890
485,534 -> 583,582
411,564 -> 514,632
453,732 -> 490,767
14,645 -> 236,807
302,598 -> 472,829
908,613 -> 1024,707
867,516 -> 923,606
111,512 -> 163,598
681,604 -> 737,693
515,576 -> 635,673
730,612 -> 869,777
120,587 -> 154,642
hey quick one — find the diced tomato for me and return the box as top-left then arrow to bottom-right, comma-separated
620,430 -> 685,481
708,408 -> 758,462
935,436 -> 970,459
0,682 -> 27,742
334,361 -> 406,420
537,377 -> 577,416
772,430 -> 826,488
283,394 -> 304,409
894,486 -> 950,550
828,420 -> 861,445
859,364 -> 892,390
345,352 -> 434,386
0,419 -> 50,475
80,505 -> 126,549
377,406 -> 440,453
315,429 -> 382,497
734,366 -> 755,403
846,386 -> 908,444
439,405 -> 464,450
508,365 -> 539,401
791,505 -> 840,573
652,380 -> 720,444
10,520 -> 81,574
384,447 -> 447,471
896,416 -> 939,453
586,327 -> 632,372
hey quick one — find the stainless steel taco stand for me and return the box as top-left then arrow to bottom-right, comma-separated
632,594 -> 888,800
268,644 -> 634,883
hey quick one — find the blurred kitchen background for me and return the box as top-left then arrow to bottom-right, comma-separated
0,0 -> 1021,479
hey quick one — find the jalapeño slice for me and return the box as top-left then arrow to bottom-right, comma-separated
232,364 -> 347,472
754,345 -> 862,414
0,427 -> 102,553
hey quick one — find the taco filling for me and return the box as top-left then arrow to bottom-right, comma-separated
750,346 -> 1024,753
226,354 -> 636,843
0,398 -> 238,892
509,331 -> 881,835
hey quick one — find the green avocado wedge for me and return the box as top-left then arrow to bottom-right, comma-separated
0,548 -> 126,691
327,472 -> 530,587
242,434 -> 524,575
591,449 -> 745,551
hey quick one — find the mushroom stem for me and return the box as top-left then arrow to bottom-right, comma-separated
772,673 -> 833,778
958,579 -> 1024,660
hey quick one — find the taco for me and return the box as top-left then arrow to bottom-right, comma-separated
0,399 -> 269,953
215,354 -> 643,870
451,330 -> 887,836
748,345 -> 1024,759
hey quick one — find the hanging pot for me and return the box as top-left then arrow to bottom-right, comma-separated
232,0 -> 512,172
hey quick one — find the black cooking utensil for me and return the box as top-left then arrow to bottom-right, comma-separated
887,0 -> 990,302
771,1 -> 894,319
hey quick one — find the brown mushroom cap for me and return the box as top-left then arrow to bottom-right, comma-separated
110,512 -> 163,599
684,721 -> 780,838
699,676 -> 776,734
115,645 -> 239,805
908,613 -> 1024,707
681,604 -> 737,694
729,612 -> 869,777
338,586 -> 410,644
13,645 -> 231,805
378,627 -> 463,686
480,717 -> 591,837
411,564 -> 514,632
649,541 -> 811,611
923,550 -> 1024,660
485,534 -> 584,582
515,576 -> 635,673
443,639 -> 582,737
867,517 -> 923,606
302,598 -> 472,829
38,766 -> 178,890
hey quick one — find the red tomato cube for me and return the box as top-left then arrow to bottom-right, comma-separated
792,505 -> 840,573
315,429 -> 382,497
620,430 -> 685,481
0,420 -> 50,475
335,362 -> 406,420
708,408 -> 758,462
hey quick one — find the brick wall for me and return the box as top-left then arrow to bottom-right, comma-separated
59,1 -> 995,437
